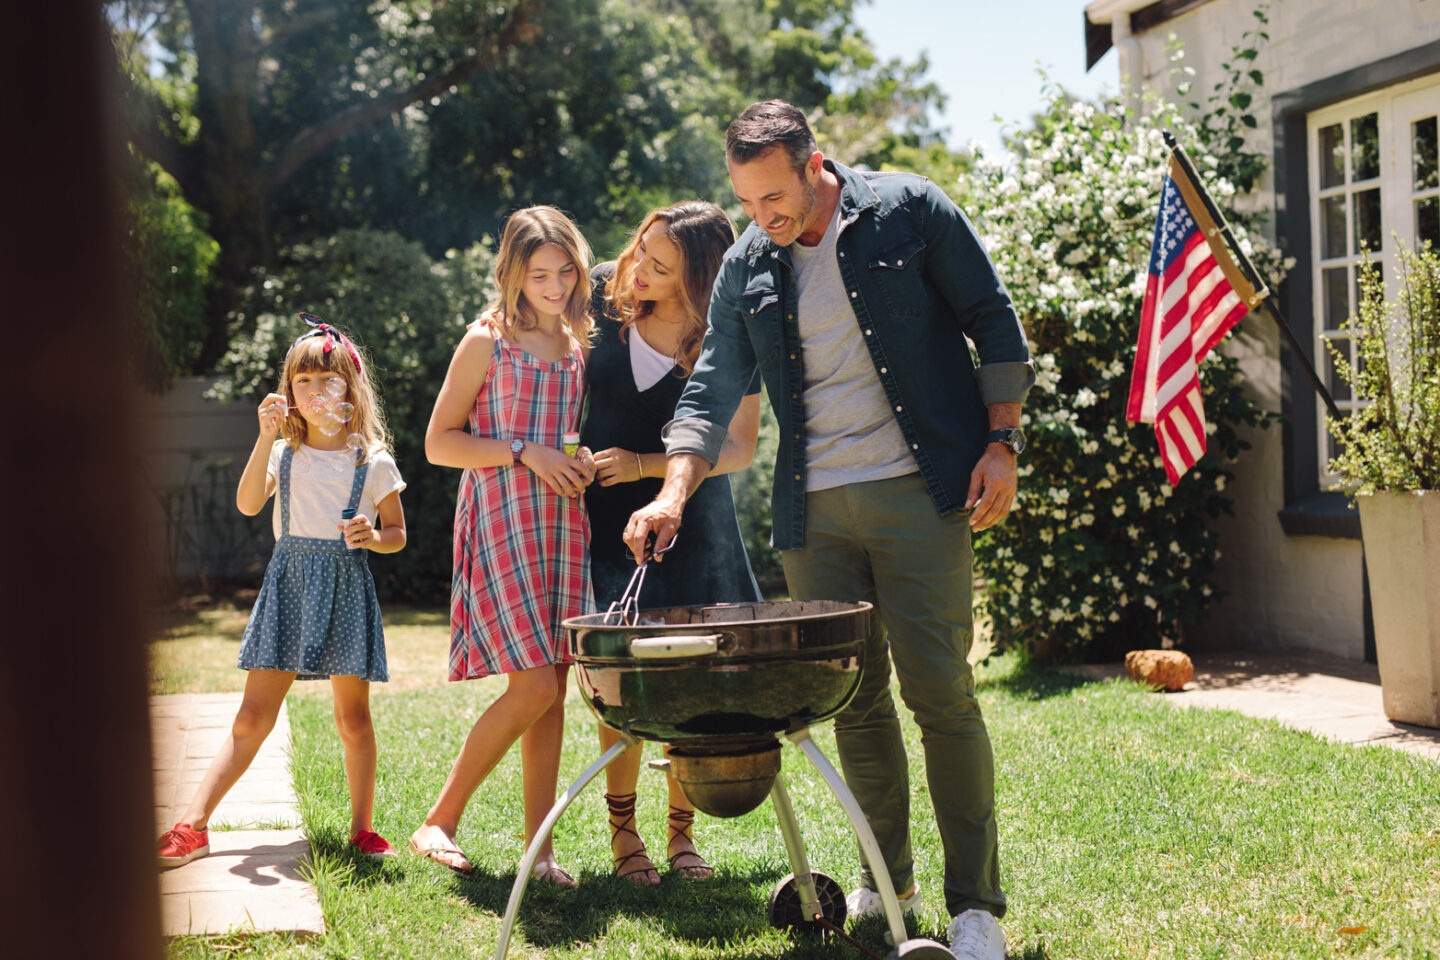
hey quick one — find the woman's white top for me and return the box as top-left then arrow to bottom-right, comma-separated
265,441 -> 406,540
628,324 -> 678,391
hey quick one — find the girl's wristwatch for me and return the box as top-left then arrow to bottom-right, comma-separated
985,427 -> 1026,455
510,438 -> 526,464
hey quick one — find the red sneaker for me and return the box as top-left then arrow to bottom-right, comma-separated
157,822 -> 209,868
349,829 -> 397,860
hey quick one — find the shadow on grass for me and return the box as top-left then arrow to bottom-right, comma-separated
975,658 -> 1092,701
450,864 -> 885,956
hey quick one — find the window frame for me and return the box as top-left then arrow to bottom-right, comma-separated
1270,42 -> 1440,540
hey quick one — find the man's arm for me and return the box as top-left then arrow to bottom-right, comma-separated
623,256 -> 760,563
919,180 -> 1032,530
966,402 -> 1021,531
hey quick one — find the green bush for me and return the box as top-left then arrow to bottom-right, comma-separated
125,157 -> 219,391
1327,246 -> 1440,492
210,229 -> 494,601
963,92 -> 1282,659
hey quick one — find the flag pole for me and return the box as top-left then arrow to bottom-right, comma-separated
1161,131 -> 1344,422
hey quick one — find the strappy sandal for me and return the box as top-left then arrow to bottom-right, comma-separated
606,792 -> 659,886
667,805 -> 713,880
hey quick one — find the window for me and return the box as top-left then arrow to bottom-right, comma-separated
1308,74 -> 1440,486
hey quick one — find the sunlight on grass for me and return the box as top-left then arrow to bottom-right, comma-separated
147,604 -> 452,696
154,605 -> 1439,960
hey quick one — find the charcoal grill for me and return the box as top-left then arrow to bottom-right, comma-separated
492,592 -> 953,959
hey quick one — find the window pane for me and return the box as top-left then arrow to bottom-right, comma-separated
1352,113 -> 1380,181
1418,196 -> 1439,250
1323,266 -> 1350,331
1414,116 -> 1439,190
1321,194 -> 1348,258
1319,123 -> 1345,188
1354,187 -> 1382,252
1327,432 -> 1345,466
1323,334 -> 1352,402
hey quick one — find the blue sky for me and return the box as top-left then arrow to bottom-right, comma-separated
851,0 -> 1117,155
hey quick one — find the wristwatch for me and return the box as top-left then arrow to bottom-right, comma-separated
509,438 -> 526,464
985,427 -> 1026,455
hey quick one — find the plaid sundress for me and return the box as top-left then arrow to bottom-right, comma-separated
450,327 -> 593,680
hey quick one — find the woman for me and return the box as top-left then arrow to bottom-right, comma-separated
581,201 -> 763,884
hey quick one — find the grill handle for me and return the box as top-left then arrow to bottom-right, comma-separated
628,634 -> 724,659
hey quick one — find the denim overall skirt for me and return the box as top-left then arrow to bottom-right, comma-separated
236,445 -> 388,682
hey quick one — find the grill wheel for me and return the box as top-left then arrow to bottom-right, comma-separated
767,870 -> 846,934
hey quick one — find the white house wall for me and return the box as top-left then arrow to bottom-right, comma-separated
1099,0 -> 1440,657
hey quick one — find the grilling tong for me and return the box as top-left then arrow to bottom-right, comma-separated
602,533 -> 679,626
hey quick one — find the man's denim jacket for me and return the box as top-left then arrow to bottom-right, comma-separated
663,159 -> 1034,550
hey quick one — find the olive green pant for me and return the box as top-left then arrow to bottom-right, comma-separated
780,473 -> 1005,919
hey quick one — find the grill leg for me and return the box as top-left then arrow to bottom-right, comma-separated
788,726 -> 909,949
494,732 -> 638,960
769,772 -> 821,919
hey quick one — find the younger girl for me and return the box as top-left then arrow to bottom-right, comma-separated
412,206 -> 595,885
157,316 -> 407,867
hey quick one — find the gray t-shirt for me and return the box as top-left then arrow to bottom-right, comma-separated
789,203 -> 916,492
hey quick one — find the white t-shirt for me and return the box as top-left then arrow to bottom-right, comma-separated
628,324 -> 679,391
265,441 -> 406,541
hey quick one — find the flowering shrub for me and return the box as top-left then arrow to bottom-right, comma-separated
963,93 -> 1284,659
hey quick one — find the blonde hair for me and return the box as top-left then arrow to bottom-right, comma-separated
278,330 -> 390,462
486,205 -> 595,344
608,201 -> 735,375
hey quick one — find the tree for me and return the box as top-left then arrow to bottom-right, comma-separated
114,0 -> 547,367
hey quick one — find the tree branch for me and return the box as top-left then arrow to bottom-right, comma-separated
263,1 -> 540,192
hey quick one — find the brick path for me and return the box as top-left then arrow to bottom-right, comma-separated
1077,650 -> 1440,761
151,693 -> 325,938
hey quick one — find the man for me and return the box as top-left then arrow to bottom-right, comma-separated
624,100 -> 1033,960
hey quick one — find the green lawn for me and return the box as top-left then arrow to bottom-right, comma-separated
157,610 -> 1440,960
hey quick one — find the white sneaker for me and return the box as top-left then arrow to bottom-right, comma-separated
946,909 -> 1006,960
845,883 -> 923,920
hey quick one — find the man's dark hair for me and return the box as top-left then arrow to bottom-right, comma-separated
725,100 -> 818,174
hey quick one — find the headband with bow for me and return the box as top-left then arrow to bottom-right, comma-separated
289,312 -> 363,374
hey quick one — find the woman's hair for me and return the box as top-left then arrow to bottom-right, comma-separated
607,201 -> 736,376
486,205 -> 594,343
278,328 -> 390,462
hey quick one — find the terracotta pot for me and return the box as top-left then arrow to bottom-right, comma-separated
1358,490 -> 1440,728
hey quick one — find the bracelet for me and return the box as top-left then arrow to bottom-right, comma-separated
635,451 -> 643,479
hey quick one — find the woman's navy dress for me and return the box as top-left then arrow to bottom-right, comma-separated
581,263 -> 761,610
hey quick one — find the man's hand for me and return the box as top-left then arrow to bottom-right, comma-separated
965,444 -> 1018,531
622,452 -> 710,563
624,493 -> 684,564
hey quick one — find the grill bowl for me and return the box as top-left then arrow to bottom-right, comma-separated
564,599 -> 871,744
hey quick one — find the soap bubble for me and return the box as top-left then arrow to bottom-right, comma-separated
323,377 -> 347,398
308,395 -> 328,414
316,412 -> 343,437
336,401 -> 356,422
345,433 -> 366,455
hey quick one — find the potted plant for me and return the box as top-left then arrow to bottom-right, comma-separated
1328,243 -> 1440,728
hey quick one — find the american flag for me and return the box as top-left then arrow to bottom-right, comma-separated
1126,152 -> 1263,485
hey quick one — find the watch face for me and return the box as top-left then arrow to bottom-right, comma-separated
1009,429 -> 1026,454
510,439 -> 525,459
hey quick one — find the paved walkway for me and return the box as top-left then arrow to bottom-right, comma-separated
151,693 -> 325,938
1075,650 -> 1440,761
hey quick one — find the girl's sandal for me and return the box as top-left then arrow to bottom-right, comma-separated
531,858 -> 578,889
409,831 -> 473,876
606,792 -> 660,886
667,805 -> 713,880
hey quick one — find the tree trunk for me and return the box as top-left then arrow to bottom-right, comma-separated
187,0 -> 270,368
